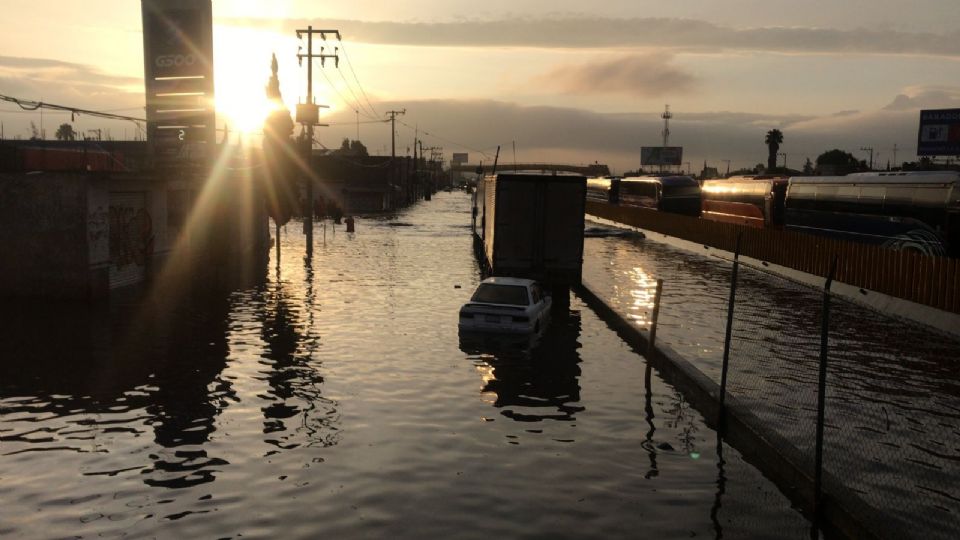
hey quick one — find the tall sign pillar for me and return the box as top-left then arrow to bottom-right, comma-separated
141,0 -> 216,170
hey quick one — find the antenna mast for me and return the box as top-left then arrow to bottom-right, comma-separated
661,104 -> 672,147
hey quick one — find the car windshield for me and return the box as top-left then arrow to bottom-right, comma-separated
471,284 -> 529,306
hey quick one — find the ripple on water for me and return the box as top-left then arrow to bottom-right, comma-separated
0,193 -> 811,538
583,225 -> 960,540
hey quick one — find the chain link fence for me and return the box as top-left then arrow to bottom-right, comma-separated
717,250 -> 960,540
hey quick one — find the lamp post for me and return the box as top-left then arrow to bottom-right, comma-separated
778,152 -> 787,170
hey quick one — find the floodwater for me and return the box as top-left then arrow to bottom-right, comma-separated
583,225 -> 960,540
0,192 -> 811,538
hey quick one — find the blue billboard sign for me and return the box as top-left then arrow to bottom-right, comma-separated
917,109 -> 960,156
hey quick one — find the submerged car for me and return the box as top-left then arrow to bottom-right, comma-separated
459,277 -> 552,334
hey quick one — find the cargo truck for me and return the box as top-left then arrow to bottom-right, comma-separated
474,173 -> 587,286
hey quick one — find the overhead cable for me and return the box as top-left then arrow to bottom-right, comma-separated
337,40 -> 380,118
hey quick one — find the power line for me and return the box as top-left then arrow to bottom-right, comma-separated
397,119 -> 492,159
337,66 -> 375,119
0,94 -> 147,137
318,67 -> 377,121
338,40 -> 379,118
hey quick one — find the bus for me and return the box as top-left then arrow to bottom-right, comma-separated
617,175 -> 702,216
586,176 -> 620,204
784,172 -> 960,257
701,176 -> 789,228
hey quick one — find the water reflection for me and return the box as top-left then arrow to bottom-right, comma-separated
459,306 -> 584,422
0,286 -> 240,489
138,290 -> 236,489
256,260 -> 339,451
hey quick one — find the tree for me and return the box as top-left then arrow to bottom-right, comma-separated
802,157 -> 814,175
815,149 -> 865,175
55,123 -> 76,141
765,129 -> 783,171
349,139 -> 368,157
29,121 -> 41,140
334,138 -> 369,157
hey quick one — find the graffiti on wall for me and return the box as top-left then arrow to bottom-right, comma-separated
109,206 -> 155,268
87,206 -> 108,244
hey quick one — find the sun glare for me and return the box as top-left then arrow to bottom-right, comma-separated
213,25 -> 301,135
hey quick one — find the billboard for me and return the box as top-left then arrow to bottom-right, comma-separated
142,0 -> 215,168
918,109 -> 960,156
451,153 -> 469,164
641,146 -> 683,166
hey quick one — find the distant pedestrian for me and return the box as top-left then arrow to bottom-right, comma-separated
345,216 -> 355,233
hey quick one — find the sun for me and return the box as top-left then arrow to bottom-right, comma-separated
213,24 -> 300,136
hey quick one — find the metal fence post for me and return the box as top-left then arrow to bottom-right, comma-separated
648,279 -> 664,356
718,233 -> 743,429
814,256 -> 838,532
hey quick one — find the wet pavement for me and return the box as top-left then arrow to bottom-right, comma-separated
0,192 -> 811,538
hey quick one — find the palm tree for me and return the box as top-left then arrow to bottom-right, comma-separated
765,129 -> 783,171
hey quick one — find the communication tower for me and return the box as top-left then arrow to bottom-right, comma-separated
661,104 -> 672,148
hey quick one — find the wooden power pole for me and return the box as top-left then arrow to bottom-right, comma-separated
295,26 -> 339,257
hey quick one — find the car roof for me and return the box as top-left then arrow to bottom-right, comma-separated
480,276 -> 536,287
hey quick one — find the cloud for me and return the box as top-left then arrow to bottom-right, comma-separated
0,56 -> 144,138
0,55 -> 142,88
882,86 -> 960,111
536,55 -> 698,97
220,16 -> 960,57
314,85 -> 960,172
308,95 -> 932,173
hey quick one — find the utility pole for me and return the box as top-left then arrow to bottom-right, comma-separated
779,152 -> 787,170
385,108 -> 406,190
296,25 -> 339,257
355,109 -> 360,141
385,109 -> 405,163
683,161 -> 691,175
860,146 -> 874,170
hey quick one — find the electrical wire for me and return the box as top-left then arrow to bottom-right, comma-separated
325,119 -> 387,126
0,94 -> 148,139
396,119 -> 493,159
319,68 -> 378,121
0,94 -> 146,123
337,40 -> 379,118
337,68 -> 376,120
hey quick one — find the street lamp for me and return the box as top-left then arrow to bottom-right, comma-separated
778,152 -> 787,170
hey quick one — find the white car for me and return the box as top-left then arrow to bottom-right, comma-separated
459,277 -> 552,334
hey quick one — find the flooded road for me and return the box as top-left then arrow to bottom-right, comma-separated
0,192 -> 810,538
583,225 -> 960,540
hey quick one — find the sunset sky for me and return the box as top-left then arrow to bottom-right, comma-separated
1,0 -> 959,172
